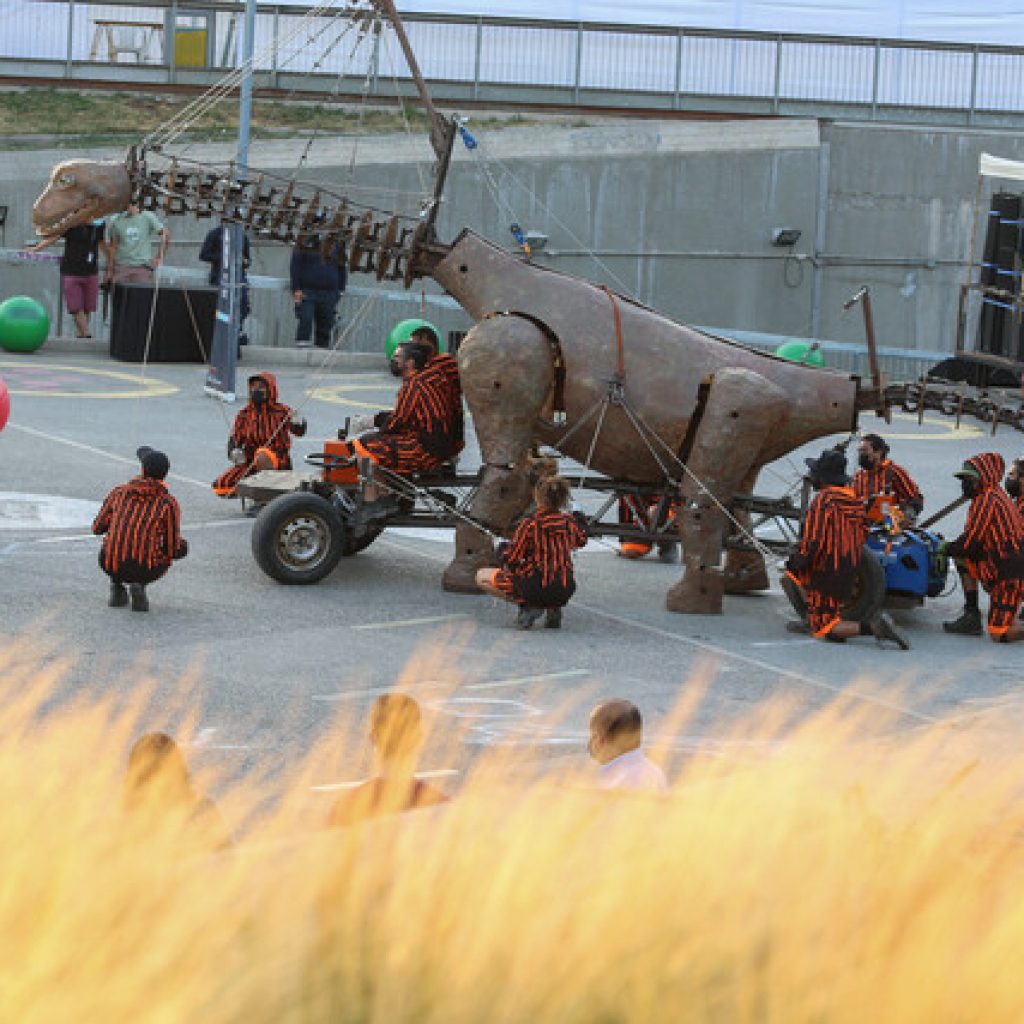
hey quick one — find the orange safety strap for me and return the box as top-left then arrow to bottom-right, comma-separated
600,284 -> 626,381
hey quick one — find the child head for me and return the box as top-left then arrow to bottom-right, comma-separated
534,475 -> 571,512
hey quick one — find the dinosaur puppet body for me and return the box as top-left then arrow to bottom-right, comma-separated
33,158 -> 866,614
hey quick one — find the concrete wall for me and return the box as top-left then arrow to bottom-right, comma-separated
4,118 -> 1023,363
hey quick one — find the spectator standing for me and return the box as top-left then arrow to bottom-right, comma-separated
290,233 -> 345,349
199,220 -> 252,347
29,221 -> 104,338
587,699 -> 668,794
105,200 -> 169,285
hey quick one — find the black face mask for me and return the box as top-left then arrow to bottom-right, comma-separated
251,390 -> 267,406
857,453 -> 874,470
1006,476 -> 1021,498
961,478 -> 980,499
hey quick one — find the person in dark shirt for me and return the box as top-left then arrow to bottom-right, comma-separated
199,221 -> 251,346
290,233 -> 346,348
92,446 -> 188,612
30,221 -> 104,338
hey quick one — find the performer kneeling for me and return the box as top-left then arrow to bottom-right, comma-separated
476,476 -> 589,630
212,372 -> 306,498
93,446 -> 188,612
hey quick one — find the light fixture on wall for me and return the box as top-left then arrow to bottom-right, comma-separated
771,227 -> 802,247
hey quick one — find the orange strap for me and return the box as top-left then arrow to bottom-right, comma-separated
600,285 -> 626,380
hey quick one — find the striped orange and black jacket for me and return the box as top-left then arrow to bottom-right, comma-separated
503,508 -> 589,589
93,476 -> 186,573
947,453 -> 1024,587
852,459 -> 923,512
786,485 -> 868,599
418,353 -> 464,460
361,366 -> 462,473
227,371 -> 303,466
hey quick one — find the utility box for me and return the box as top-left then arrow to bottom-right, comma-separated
174,28 -> 207,67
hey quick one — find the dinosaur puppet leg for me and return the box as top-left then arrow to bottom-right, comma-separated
722,463 -> 771,593
443,315 -> 554,594
666,368 -> 789,615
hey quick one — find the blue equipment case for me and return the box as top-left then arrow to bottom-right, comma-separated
865,527 -> 948,600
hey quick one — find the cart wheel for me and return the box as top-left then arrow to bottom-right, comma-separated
251,492 -> 345,584
342,524 -> 383,556
841,545 -> 887,622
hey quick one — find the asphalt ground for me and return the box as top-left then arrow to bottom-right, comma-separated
2,350 -> 1024,798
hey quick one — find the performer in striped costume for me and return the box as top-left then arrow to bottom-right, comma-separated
212,372 -> 306,498
476,475 -> 589,630
853,433 -> 924,522
943,453 -> 1024,641
783,448 -> 909,648
93,447 -> 188,612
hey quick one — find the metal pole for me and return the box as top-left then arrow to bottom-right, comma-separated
65,0 -> 74,79
237,0 -> 257,174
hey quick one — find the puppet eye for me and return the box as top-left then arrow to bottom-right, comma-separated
58,174 -> 75,187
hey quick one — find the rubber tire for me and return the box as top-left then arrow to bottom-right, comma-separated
251,491 -> 345,584
342,524 -> 383,556
840,545 -> 887,622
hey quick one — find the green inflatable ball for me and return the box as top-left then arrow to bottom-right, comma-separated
385,318 -> 443,361
774,339 -> 825,368
0,296 -> 50,353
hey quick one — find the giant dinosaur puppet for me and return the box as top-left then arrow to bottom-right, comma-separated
31,2 -> 881,615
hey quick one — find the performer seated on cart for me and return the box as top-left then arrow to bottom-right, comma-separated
212,373 -> 307,498
853,433 -> 924,525
410,324 -> 463,446
782,448 -> 909,649
476,475 -> 589,631
337,341 -> 465,503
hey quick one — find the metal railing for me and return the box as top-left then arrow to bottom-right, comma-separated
3,1 -> 1024,127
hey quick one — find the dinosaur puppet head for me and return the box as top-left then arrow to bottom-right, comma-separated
32,160 -> 132,240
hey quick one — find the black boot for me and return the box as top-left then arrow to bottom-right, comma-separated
108,581 -> 128,608
544,607 -> 563,629
515,605 -> 543,630
128,583 -> 149,613
943,608 -> 982,636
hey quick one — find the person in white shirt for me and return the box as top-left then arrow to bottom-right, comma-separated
588,698 -> 668,794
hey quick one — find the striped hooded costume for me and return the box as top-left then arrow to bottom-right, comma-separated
947,452 -> 1024,637
212,372 -> 305,497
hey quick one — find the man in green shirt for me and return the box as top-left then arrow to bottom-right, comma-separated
105,201 -> 169,284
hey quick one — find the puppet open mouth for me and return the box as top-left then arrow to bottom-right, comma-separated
34,200 -> 97,239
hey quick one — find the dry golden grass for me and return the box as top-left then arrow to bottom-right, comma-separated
3,633 -> 1024,1023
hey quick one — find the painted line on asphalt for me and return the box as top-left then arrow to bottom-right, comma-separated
8,423 -> 211,489
375,538 -> 935,725
311,768 -> 460,792
352,613 -> 471,631
26,519 -> 249,545
465,669 -> 590,691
